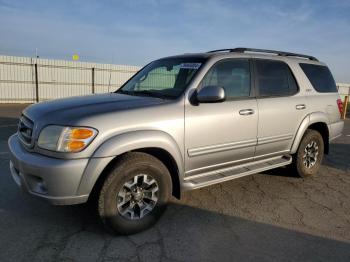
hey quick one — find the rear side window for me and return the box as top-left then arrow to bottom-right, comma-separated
299,63 -> 337,93
255,59 -> 298,97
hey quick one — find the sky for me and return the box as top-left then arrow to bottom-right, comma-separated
0,0 -> 349,82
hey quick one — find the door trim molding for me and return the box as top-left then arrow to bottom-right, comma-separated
258,133 -> 293,145
187,138 -> 257,157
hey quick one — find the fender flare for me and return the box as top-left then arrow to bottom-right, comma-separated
77,130 -> 184,196
290,112 -> 329,154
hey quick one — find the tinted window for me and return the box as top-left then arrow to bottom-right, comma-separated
200,59 -> 251,99
300,63 -> 337,93
255,60 -> 298,97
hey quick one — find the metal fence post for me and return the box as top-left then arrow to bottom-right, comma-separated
34,63 -> 39,103
342,96 -> 349,119
92,67 -> 95,94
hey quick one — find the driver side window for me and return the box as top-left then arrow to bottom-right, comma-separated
200,59 -> 251,99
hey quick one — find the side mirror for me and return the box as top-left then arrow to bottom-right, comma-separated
196,85 -> 226,103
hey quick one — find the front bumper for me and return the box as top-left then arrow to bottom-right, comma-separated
8,134 -> 89,205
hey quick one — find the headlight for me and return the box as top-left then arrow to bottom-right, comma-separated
38,125 -> 98,152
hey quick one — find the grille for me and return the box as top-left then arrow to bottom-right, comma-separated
18,115 -> 34,147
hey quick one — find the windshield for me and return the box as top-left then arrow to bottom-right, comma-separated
116,57 -> 206,99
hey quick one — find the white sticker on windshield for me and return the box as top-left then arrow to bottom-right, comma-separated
180,63 -> 202,69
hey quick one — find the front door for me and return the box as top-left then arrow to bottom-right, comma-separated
184,58 -> 258,177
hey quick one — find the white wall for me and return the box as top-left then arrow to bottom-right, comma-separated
0,55 -> 140,103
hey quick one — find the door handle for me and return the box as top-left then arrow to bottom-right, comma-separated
239,109 -> 255,115
296,104 -> 306,110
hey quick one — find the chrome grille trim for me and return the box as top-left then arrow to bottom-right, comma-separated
17,115 -> 34,147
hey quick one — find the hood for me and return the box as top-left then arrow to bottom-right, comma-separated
24,93 -> 167,125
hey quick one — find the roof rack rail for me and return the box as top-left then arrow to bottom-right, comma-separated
207,47 -> 318,61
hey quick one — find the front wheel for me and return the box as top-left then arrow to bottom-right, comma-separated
292,129 -> 324,178
98,152 -> 172,235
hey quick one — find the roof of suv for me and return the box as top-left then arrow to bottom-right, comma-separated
207,48 -> 318,61
164,47 -> 323,65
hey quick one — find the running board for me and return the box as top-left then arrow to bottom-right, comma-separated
182,155 -> 292,190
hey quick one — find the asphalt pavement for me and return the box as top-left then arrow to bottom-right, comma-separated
0,104 -> 349,262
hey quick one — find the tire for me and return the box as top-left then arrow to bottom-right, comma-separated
98,152 -> 172,235
291,129 -> 324,178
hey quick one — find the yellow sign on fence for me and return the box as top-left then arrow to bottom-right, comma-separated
72,54 -> 80,61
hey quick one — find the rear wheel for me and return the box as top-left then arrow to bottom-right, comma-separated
98,152 -> 172,235
292,129 -> 324,178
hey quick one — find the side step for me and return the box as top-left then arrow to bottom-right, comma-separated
182,155 -> 292,190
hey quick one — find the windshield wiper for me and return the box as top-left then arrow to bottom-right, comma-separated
117,89 -> 173,99
135,90 -> 172,99
116,90 -> 138,96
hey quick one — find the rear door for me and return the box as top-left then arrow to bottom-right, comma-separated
254,59 -> 308,158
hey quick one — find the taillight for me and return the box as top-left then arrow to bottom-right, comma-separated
336,99 -> 343,115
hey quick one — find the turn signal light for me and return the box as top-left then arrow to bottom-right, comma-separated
70,128 -> 94,139
67,140 -> 86,152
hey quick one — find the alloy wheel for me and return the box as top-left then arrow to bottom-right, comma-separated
117,174 -> 159,220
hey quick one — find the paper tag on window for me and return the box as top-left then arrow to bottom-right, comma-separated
180,63 -> 202,69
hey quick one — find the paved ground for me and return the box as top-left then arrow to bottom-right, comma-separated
0,104 -> 349,262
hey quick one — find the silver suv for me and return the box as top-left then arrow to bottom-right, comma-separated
8,48 -> 344,234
